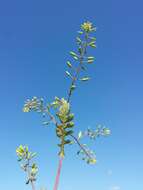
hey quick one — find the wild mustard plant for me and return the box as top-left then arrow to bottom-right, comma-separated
16,21 -> 110,190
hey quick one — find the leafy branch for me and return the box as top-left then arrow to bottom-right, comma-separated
16,145 -> 38,190
66,22 -> 96,103
16,21 -> 110,190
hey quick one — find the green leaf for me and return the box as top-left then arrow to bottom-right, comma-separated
88,56 -> 94,60
81,66 -> 86,71
43,121 -> 50,126
73,56 -> 78,61
89,37 -> 96,41
87,158 -> 96,164
78,31 -> 83,34
55,96 -> 60,101
70,51 -> 77,57
78,131 -> 83,139
67,61 -> 72,68
65,130 -> 73,136
69,140 -> 74,145
51,101 -> 60,108
89,42 -> 96,48
17,158 -> 22,162
80,77 -> 90,81
66,122 -> 74,128
26,180 -> 30,185
87,59 -> 94,64
90,44 -> 96,48
91,27 -> 96,32
78,47 -> 82,54
87,56 -> 94,64
103,128 -> 111,136
31,152 -> 37,158
76,37 -> 82,44
64,139 -> 72,144
66,113 -> 74,122
70,85 -> 76,91
65,71 -> 73,79
77,150 -> 80,155
56,126 -> 63,137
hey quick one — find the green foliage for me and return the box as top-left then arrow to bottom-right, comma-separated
16,145 -> 38,185
23,22 -> 109,163
21,21 -> 109,162
17,21 -> 111,190
78,125 -> 111,140
80,77 -> 90,81
65,71 -> 73,79
65,21 -> 97,102
53,98 -> 75,157
77,144 -> 96,164
66,61 -> 72,68
75,126 -> 110,163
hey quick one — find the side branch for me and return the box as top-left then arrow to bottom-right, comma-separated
70,134 -> 93,160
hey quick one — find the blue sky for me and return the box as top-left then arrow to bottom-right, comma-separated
0,0 -> 143,190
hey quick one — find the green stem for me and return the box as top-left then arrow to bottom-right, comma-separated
70,134 -> 93,160
27,160 -> 36,190
67,32 -> 89,103
31,181 -> 36,190
46,108 -> 58,126
49,31 -> 90,190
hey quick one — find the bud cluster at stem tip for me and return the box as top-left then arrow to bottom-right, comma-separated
16,145 -> 38,185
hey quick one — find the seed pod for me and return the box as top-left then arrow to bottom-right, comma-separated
80,77 -> 90,81
70,85 -> 76,91
66,122 -> 74,128
66,113 -> 74,122
70,51 -> 77,57
67,61 -> 72,68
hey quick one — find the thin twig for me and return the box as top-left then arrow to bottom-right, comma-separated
45,108 -> 58,126
27,160 -> 36,190
70,134 -> 93,160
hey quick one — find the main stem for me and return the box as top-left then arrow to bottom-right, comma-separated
31,181 -> 36,190
53,157 -> 63,190
27,160 -> 36,190
52,31 -> 89,190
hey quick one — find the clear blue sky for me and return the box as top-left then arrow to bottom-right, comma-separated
0,0 -> 143,190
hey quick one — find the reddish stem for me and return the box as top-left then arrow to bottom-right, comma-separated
53,157 -> 63,190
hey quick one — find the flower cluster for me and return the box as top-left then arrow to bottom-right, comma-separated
16,145 -> 38,185
16,145 -> 26,158
23,97 -> 44,113
76,126 -> 110,164
78,126 -> 111,140
52,97 -> 75,157
59,98 -> 70,117
81,21 -> 95,32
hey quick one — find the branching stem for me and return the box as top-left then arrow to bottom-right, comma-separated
70,134 -> 93,160
45,108 -> 58,127
27,160 -> 36,190
67,32 -> 89,103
